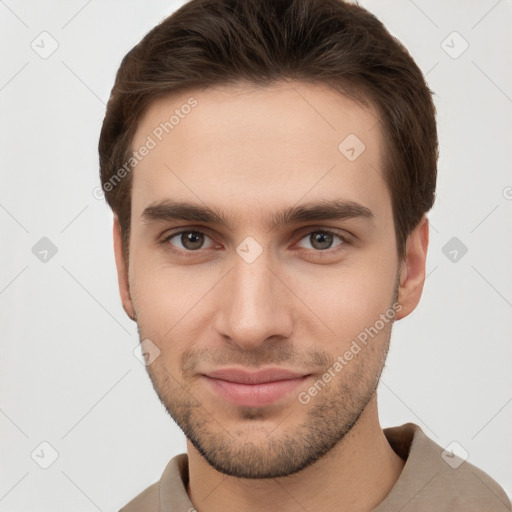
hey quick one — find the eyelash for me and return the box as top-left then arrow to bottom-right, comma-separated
160,228 -> 350,258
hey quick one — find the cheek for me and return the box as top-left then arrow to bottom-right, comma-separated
129,246 -> 177,334
129,250 -> 220,350
290,257 -> 397,348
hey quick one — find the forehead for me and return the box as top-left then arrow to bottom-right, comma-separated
129,81 -> 390,226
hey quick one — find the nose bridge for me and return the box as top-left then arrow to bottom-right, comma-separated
235,254 -> 274,314
218,246 -> 293,348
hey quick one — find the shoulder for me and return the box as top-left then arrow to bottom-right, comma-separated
118,453 -> 190,512
379,423 -> 511,512
119,482 -> 160,512
436,455 -> 511,511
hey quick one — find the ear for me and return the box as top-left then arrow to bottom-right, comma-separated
395,215 -> 429,320
113,215 -> 135,321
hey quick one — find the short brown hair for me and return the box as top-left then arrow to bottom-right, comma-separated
99,0 -> 438,261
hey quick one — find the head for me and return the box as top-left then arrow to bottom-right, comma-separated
99,0 -> 437,478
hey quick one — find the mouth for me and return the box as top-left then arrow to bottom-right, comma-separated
202,367 -> 311,407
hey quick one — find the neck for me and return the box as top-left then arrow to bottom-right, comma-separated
186,394 -> 405,512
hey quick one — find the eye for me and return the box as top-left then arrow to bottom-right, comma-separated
161,228 -> 348,257
164,230 -> 216,252
296,230 -> 346,251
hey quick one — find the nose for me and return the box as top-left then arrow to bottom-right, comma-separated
213,249 -> 294,350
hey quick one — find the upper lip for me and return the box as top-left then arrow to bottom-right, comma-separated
203,367 -> 309,384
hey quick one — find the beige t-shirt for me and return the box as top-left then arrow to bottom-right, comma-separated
119,422 -> 511,511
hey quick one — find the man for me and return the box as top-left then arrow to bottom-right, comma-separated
98,0 -> 511,510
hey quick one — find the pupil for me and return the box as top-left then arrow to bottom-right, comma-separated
312,232 -> 332,250
182,232 -> 203,250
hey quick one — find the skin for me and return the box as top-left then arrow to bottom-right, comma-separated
113,81 -> 429,512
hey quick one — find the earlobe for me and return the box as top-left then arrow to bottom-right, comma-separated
113,215 -> 135,321
395,215 -> 429,321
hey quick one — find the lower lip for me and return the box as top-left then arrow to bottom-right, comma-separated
203,375 -> 309,407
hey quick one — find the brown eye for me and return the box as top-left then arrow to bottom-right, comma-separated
181,232 -> 204,250
297,230 -> 345,251
166,231 -> 214,251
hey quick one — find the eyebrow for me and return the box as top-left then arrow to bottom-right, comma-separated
141,199 -> 374,231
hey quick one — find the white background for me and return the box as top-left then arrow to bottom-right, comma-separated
1,0 -> 511,510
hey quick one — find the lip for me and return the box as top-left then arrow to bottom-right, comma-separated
202,368 -> 310,407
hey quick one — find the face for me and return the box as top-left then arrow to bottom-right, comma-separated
114,81 -> 425,478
